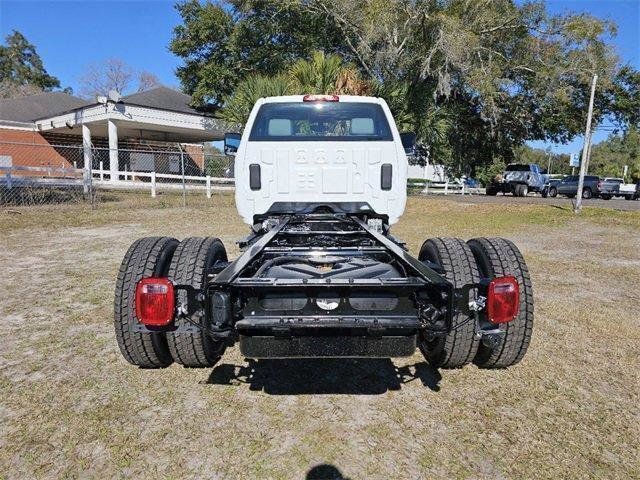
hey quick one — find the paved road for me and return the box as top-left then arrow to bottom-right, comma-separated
423,193 -> 640,211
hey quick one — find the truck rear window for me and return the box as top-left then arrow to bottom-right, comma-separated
249,102 -> 393,141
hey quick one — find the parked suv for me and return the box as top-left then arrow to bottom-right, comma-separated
555,175 -> 601,199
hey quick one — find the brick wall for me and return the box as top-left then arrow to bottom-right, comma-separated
182,143 -> 205,170
0,128 -> 74,171
0,128 -> 208,175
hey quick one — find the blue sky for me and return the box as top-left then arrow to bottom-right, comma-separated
0,0 -> 184,90
527,0 -> 640,154
1,0 -> 638,154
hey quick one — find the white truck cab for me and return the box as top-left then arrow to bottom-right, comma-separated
227,95 -> 409,225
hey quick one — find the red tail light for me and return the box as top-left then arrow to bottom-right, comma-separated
597,182 -> 602,190
135,277 -> 175,327
303,94 -> 339,102
487,276 -> 520,324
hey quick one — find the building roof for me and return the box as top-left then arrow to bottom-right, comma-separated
0,86 -> 209,124
121,86 -> 205,116
0,92 -> 89,122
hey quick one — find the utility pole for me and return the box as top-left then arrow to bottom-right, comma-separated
584,126 -> 595,175
575,74 -> 598,213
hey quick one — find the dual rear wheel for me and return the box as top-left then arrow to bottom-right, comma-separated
114,236 -> 227,368
513,184 -> 529,197
418,237 -> 533,369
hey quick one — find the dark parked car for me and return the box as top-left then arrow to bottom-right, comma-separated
541,175 -> 566,198
555,175 -> 601,199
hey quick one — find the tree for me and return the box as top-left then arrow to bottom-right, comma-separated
0,30 -> 61,98
171,0 -> 638,175
289,51 -> 371,95
475,158 -> 507,187
589,127 -> 640,181
0,81 -> 43,99
170,0 -> 345,107
79,58 -> 162,99
219,51 -> 370,124
220,74 -> 291,124
79,58 -> 133,98
137,71 -> 162,92
605,66 -> 640,131
513,146 -> 571,174
301,0 -> 625,170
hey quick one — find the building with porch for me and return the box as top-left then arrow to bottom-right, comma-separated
0,87 -> 231,180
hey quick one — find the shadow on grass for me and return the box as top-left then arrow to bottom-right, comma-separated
306,463 -> 350,480
203,358 -> 441,395
547,203 -> 571,211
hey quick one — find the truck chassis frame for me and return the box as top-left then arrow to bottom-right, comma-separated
137,214 -> 495,359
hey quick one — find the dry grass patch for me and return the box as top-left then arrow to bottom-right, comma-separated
1,194 -> 638,479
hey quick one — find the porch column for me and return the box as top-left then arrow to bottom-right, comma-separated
108,119 -> 119,181
82,124 -> 92,191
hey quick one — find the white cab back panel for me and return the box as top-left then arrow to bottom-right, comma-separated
234,96 -> 408,225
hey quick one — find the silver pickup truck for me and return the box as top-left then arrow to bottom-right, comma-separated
599,178 -> 640,200
486,163 -> 546,197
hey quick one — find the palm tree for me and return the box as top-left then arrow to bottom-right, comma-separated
289,51 -> 371,95
219,74 -> 291,124
219,51 -> 372,124
376,80 -> 452,166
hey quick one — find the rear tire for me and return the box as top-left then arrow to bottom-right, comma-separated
548,187 -> 557,198
467,238 -> 534,368
166,237 -> 228,367
418,238 -> 481,368
114,237 -> 178,368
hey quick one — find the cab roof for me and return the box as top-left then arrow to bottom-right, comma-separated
259,95 -> 385,104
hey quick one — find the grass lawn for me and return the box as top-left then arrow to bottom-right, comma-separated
1,192 -> 638,479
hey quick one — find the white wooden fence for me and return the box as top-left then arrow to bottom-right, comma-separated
0,165 -> 235,200
409,179 -> 483,195
91,164 -> 234,198
3,165 -> 482,202
1,165 -> 86,188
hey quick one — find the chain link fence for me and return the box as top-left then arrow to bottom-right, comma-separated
1,139 -> 483,208
0,140 -> 235,207
0,141 -> 91,206
90,145 -> 234,201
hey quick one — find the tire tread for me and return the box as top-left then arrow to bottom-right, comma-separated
418,237 -> 481,368
468,237 -> 534,368
114,236 -> 177,368
166,237 -> 227,367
